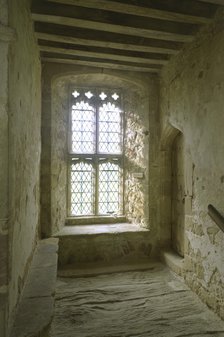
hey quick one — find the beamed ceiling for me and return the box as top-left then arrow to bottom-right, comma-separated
31,0 -> 224,73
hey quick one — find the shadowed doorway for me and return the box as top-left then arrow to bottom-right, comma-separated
171,132 -> 185,257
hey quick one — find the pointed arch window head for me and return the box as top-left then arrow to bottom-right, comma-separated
68,88 -> 124,217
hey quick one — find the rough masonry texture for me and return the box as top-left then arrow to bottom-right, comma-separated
159,9 -> 224,319
7,0 -> 41,330
0,1 -> 11,334
41,67 -> 159,237
0,1 -> 224,336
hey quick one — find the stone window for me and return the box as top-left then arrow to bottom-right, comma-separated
68,88 -> 124,216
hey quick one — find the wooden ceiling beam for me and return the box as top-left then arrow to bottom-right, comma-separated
34,22 -> 183,53
196,0 -> 224,5
46,0 -> 211,24
35,32 -> 179,55
31,2 -> 197,42
39,45 -> 169,65
41,56 -> 161,73
32,13 -> 194,43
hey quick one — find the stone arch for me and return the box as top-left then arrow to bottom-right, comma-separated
41,69 -> 154,236
160,123 -> 182,151
51,70 -> 150,96
159,123 -> 185,257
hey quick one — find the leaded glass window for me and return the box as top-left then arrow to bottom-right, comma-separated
68,88 -> 124,216
71,101 -> 95,154
98,161 -> 121,215
70,161 -> 94,216
99,102 -> 122,154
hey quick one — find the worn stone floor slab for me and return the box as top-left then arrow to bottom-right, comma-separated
49,263 -> 224,337
58,259 -> 158,278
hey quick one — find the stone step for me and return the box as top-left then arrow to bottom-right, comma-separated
54,223 -> 156,267
58,260 -> 160,278
160,249 -> 185,277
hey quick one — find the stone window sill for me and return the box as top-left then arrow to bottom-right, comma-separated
66,215 -> 127,226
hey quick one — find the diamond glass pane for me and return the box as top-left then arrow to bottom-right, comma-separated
98,162 -> 120,215
99,102 -> 122,154
71,101 -> 95,153
70,162 -> 94,215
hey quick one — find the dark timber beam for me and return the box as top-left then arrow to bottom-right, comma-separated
32,14 -> 194,43
31,2 -> 196,43
35,32 -> 179,55
47,0 -> 212,24
41,56 -> 161,73
197,0 -> 224,5
34,23 -> 183,55
39,45 -> 169,65
38,40 -> 170,61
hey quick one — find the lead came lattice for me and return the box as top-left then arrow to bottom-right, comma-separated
98,162 -> 120,215
70,162 -> 94,215
99,102 -> 122,154
69,89 -> 123,216
71,101 -> 95,154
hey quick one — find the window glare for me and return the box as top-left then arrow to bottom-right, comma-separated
69,88 -> 123,216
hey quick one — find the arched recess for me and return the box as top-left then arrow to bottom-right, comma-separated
160,124 -> 185,257
41,69 -> 154,237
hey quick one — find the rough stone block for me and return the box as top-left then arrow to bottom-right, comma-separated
185,215 -> 193,230
184,196 -> 192,215
55,224 -> 155,267
10,239 -> 58,337
0,234 -> 7,286
0,308 -> 5,337
10,297 -> 54,337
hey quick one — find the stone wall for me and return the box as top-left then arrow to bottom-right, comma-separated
8,0 -> 41,330
0,1 -> 15,335
41,65 -> 159,239
160,9 -> 224,319
0,33 -> 9,337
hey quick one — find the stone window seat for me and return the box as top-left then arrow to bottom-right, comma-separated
56,222 -> 149,236
65,215 -> 127,226
53,223 -> 156,268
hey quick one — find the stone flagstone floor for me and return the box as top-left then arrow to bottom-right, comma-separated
49,263 -> 224,337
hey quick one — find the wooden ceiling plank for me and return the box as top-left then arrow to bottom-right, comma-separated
32,2 -> 197,36
39,45 -> 169,65
35,32 -> 179,55
47,0 -> 211,24
32,13 -> 194,43
197,0 -> 224,5
34,22 -> 183,52
41,57 -> 161,73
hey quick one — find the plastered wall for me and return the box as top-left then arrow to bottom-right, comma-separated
7,0 -> 41,329
0,2 -> 10,335
160,9 -> 224,319
41,65 -> 159,242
